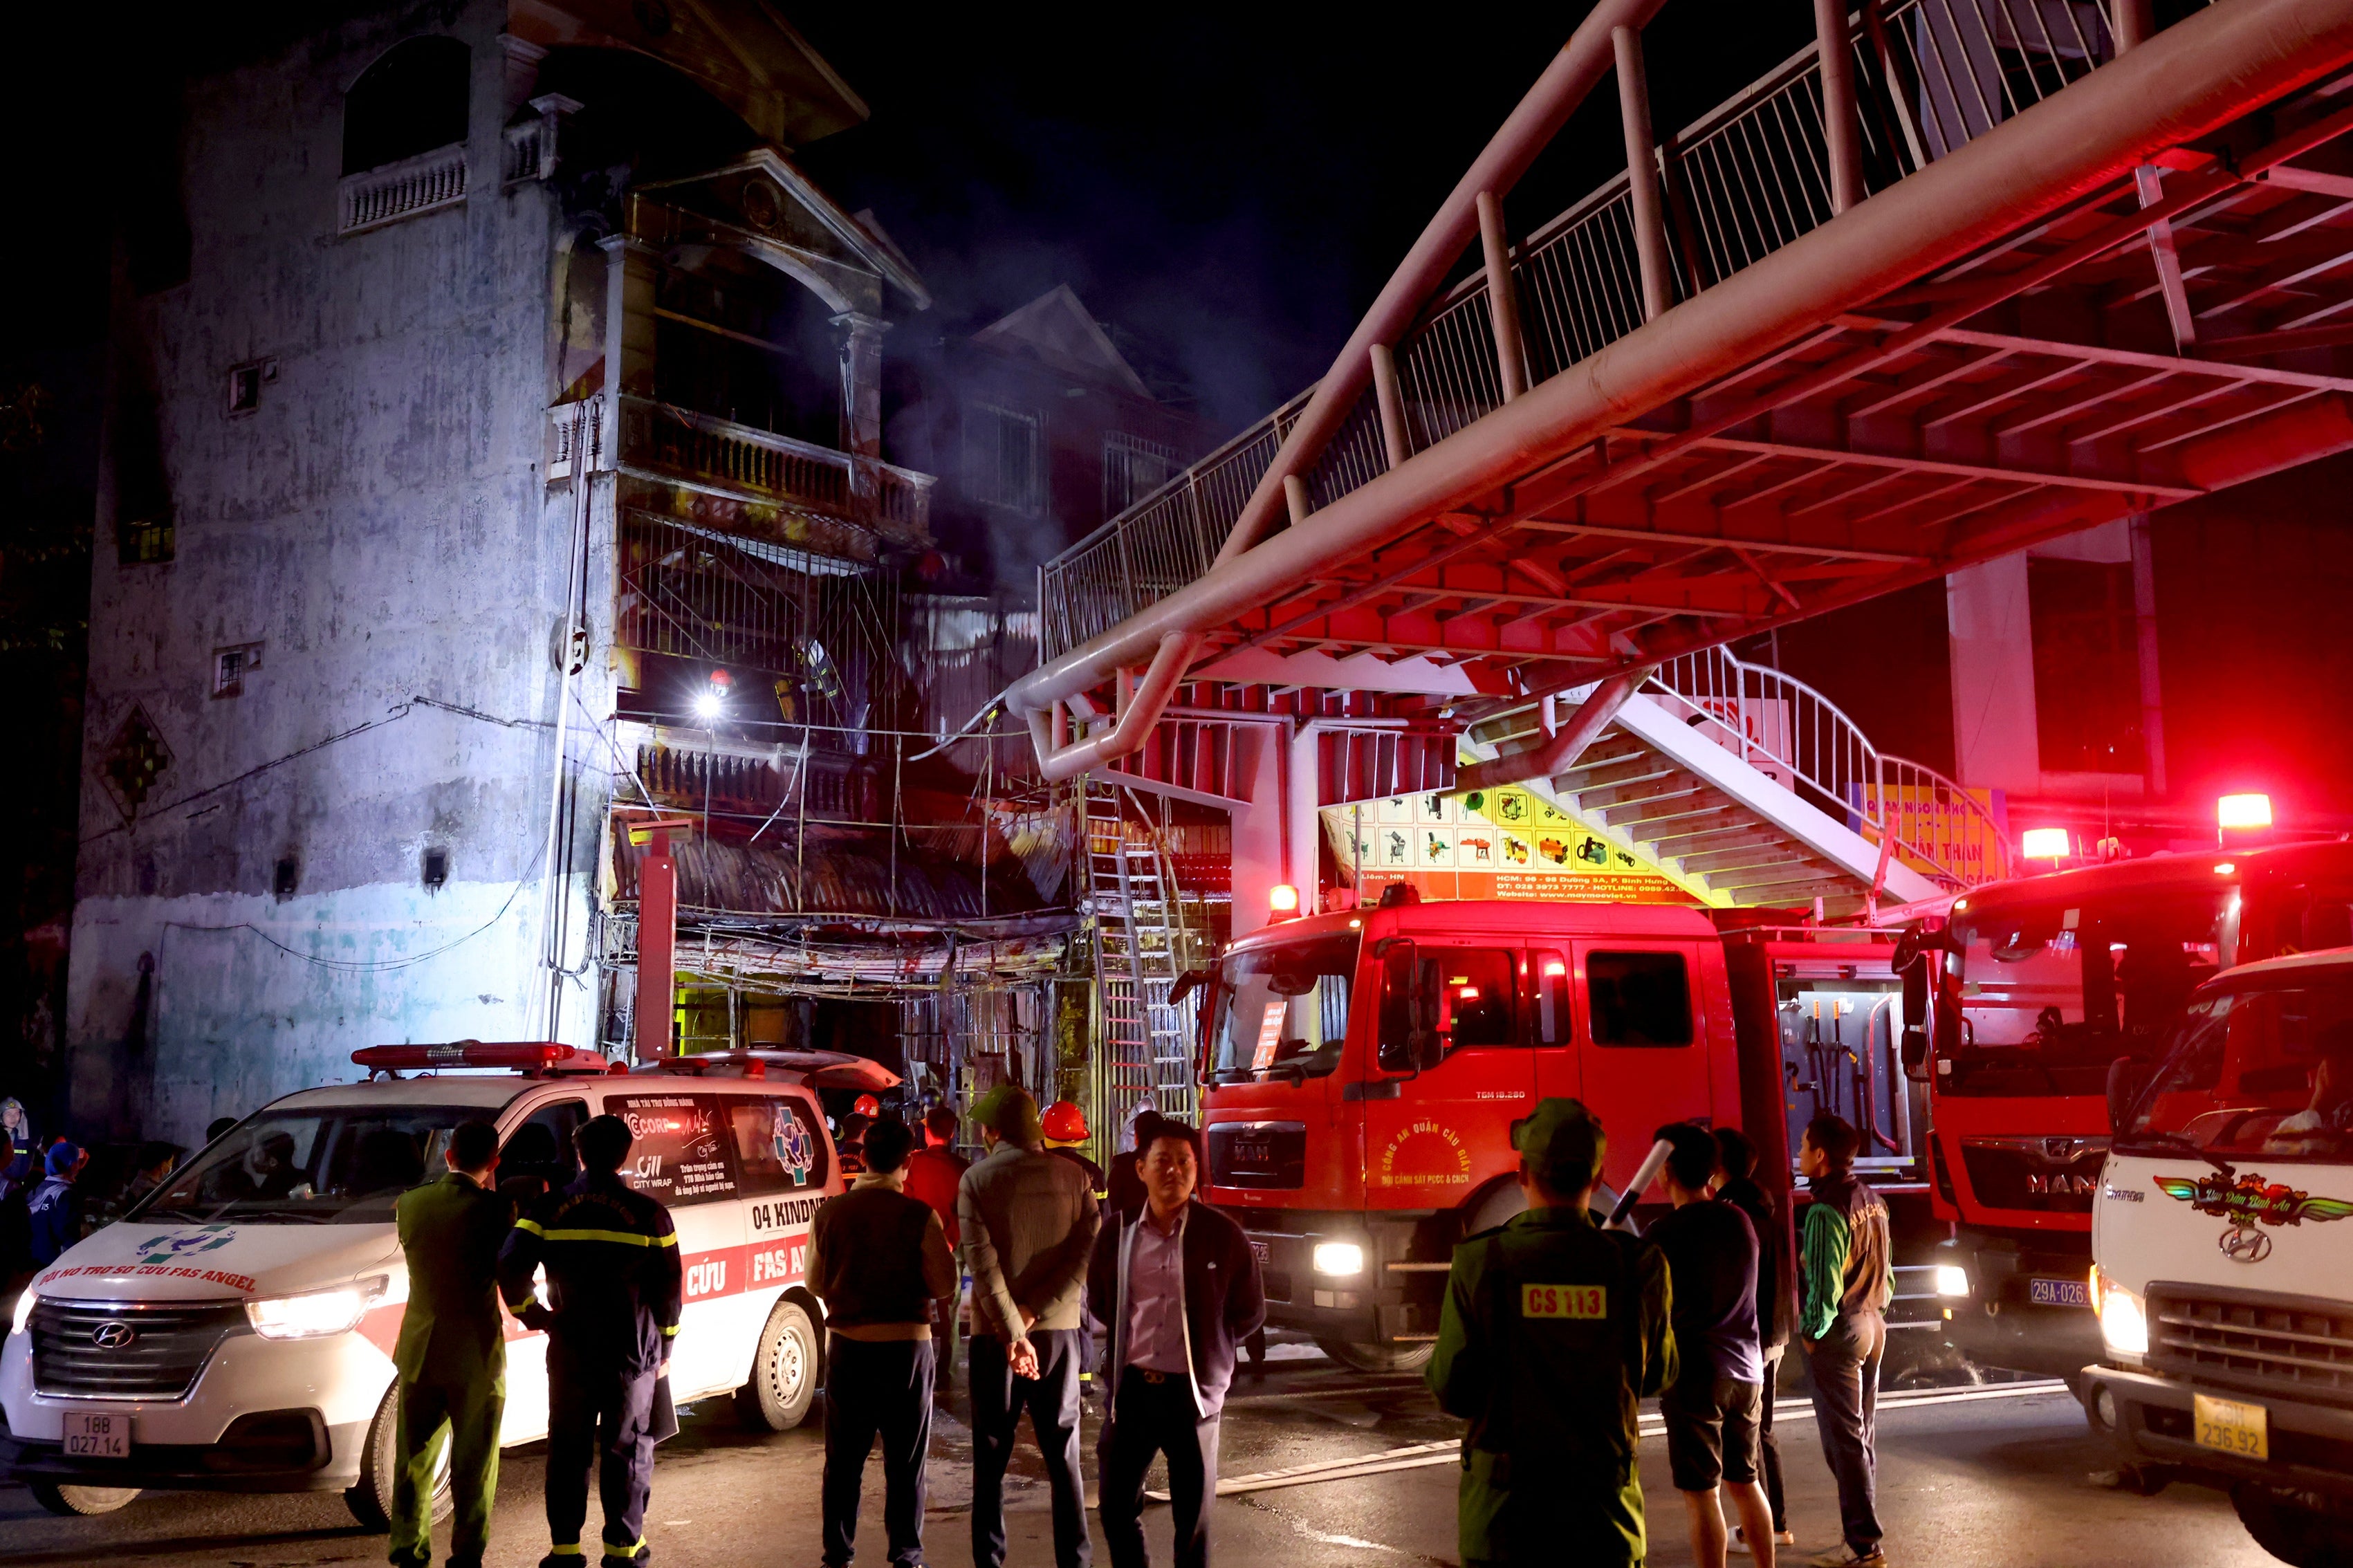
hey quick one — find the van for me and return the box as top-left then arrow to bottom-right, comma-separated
0,1043 -> 885,1524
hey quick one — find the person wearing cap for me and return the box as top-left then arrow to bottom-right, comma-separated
1427,1098 -> 1674,1567
25,1139 -> 89,1269
958,1085 -> 1100,1568
1042,1100 -> 1107,1195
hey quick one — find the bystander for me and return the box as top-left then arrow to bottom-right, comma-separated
1798,1114 -> 1892,1568
1713,1125 -> 1796,1556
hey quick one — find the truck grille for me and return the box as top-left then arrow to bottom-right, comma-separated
1958,1137 -> 2106,1214
1208,1121 -> 1306,1190
2148,1284 -> 2353,1410
31,1298 -> 250,1400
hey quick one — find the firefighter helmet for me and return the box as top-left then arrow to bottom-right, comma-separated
1041,1100 -> 1089,1143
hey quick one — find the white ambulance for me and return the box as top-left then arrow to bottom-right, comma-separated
2084,948 -> 2353,1567
0,1043 -> 886,1524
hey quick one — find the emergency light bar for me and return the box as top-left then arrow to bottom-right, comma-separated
351,1041 -> 613,1075
2217,793 -> 2273,830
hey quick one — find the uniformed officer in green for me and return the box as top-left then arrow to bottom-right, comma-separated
389,1118 -> 515,1568
1428,1098 -> 1675,1567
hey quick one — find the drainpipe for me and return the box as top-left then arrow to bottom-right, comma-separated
1027,631 -> 1204,782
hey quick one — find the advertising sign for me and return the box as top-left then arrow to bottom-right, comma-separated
1322,787 -> 1695,905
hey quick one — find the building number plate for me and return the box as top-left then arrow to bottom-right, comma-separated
2193,1393 -> 2268,1461
62,1412 -> 131,1459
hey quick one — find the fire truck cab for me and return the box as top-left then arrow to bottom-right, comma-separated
1198,896 -> 1793,1370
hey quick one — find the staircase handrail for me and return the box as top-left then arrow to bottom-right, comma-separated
1641,645 -> 2012,891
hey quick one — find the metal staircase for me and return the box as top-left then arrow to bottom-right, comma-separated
1467,646 -> 2012,919
1082,782 -> 1199,1143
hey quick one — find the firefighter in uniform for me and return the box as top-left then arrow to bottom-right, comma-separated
1427,1098 -> 1674,1567
499,1114 -> 682,1568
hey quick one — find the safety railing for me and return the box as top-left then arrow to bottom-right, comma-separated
591,395 -> 936,537
1643,645 -> 2013,891
1039,0 -> 2206,663
338,142 -> 468,235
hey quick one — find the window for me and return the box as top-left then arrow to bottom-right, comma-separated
1530,950 -> 1572,1046
1102,430 -> 1179,517
134,1103 -> 488,1225
225,362 -> 268,416
2028,557 -> 2143,774
273,855 -> 300,901
421,847 -> 449,890
213,643 -> 261,697
1434,949 -> 1518,1050
966,403 -> 1044,514
611,1094 -> 738,1204
343,36 -> 471,176
499,1099 -> 585,1192
118,515 -> 174,566
726,1095 -> 829,1197
1209,931 -> 1360,1082
1587,950 -> 1692,1046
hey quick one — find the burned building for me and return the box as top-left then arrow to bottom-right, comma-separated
68,1 -> 1134,1146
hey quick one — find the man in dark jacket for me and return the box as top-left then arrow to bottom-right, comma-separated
499,1115 -> 682,1568
1714,1125 -> 1796,1553
1102,1108 -> 1163,1217
809,1116 -> 955,1568
1087,1118 -> 1264,1568
1427,1099 -> 1673,1568
389,1119 -> 514,1568
25,1141 -> 87,1268
1798,1114 -> 1893,1568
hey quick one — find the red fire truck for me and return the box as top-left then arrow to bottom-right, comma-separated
1196,893 -> 1917,1370
1915,840 -> 2353,1381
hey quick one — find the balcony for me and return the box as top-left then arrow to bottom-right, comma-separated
559,395 -> 934,553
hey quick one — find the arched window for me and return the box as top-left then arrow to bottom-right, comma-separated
342,36 -> 470,176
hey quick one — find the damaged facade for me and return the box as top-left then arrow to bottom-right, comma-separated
68,0 -> 1210,1147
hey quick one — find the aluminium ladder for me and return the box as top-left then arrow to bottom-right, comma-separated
1082,780 -> 1198,1147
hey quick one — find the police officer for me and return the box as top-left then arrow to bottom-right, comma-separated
1427,1099 -> 1674,1567
499,1114 -> 681,1568
389,1118 -> 513,1568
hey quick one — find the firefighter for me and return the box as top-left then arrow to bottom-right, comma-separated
1041,1100 -> 1107,1195
499,1114 -> 682,1568
1427,1098 -> 1674,1567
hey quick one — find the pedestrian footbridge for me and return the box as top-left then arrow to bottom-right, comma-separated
1014,0 -> 2353,913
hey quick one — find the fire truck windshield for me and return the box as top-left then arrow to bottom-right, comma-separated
2118,977 -> 2353,1162
1941,885 -> 2234,1098
1208,930 -> 1360,1084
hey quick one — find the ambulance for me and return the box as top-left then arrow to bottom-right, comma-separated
2083,948 -> 2353,1567
0,1042 -> 886,1524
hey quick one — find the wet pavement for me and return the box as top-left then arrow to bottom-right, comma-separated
0,1339 -> 2282,1567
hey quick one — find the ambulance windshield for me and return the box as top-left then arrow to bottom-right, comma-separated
2120,976 -> 2353,1161
1209,931 -> 1360,1083
134,1105 -> 475,1224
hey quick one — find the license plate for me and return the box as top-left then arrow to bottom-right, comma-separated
1249,1238 -> 1271,1268
62,1412 -> 131,1460
2194,1393 -> 2269,1461
2029,1276 -> 2090,1308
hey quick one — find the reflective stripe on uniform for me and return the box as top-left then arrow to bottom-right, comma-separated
547,1544 -> 583,1556
514,1217 -> 546,1235
539,1227 -> 672,1247
661,1323 -> 679,1337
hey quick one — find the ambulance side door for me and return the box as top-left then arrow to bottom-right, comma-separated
731,1091 -> 830,1363
1573,942 -> 1713,1195
609,1091 -> 746,1402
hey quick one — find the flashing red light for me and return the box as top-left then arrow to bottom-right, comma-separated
1542,960 -> 1567,978
351,1041 -> 608,1073
2217,793 -> 2273,830
1268,884 -> 1300,915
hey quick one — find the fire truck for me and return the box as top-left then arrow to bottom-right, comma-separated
1195,892 -> 1921,1370
1914,841 -> 2353,1383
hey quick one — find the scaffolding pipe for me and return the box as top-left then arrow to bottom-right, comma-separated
1011,0 -> 2353,759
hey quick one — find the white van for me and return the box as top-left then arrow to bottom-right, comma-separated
0,1043 -> 886,1524
2083,949 -> 2353,1567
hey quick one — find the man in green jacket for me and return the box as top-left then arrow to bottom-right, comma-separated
1428,1098 -> 1674,1567
389,1118 -> 515,1568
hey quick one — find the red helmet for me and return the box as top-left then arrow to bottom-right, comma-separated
853,1093 -> 882,1118
1041,1100 -> 1088,1143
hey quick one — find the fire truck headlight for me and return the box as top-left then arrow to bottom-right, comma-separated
1312,1242 -> 1365,1278
2094,1268 -> 2148,1356
9,1286 -> 35,1340
247,1276 -> 385,1340
1932,1264 -> 1970,1298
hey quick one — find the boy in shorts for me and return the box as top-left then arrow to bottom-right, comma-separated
1646,1123 -> 1776,1568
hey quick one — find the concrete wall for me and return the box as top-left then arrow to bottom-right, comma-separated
71,1 -> 603,1147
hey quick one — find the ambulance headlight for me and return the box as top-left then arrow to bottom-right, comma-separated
9,1286 -> 34,1340
1312,1242 -> 1365,1278
247,1276 -> 386,1340
2094,1267 -> 2148,1357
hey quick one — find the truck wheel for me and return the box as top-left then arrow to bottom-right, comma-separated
735,1298 -> 820,1431
1315,1337 -> 1435,1374
27,1481 -> 140,1516
346,1384 -> 453,1533
2233,1485 -> 2353,1568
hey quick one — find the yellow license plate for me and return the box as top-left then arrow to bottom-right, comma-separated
2193,1393 -> 2269,1461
